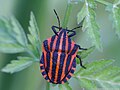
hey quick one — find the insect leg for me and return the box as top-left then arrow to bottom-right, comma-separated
76,55 -> 86,69
78,45 -> 87,50
51,26 -> 59,35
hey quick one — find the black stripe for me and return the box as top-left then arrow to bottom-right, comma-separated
51,52 -> 58,82
43,40 -> 49,52
40,53 -> 44,64
66,59 -> 76,79
63,78 -> 67,83
61,59 -> 76,83
67,74 -> 71,79
46,52 -> 50,73
65,53 -> 76,75
70,45 -> 78,55
65,55 -> 72,74
45,76 -> 49,80
40,53 -> 49,81
70,59 -> 76,73
40,66 -> 44,70
42,71 -> 46,76
42,71 -> 49,80
50,35 -> 56,51
68,38 -> 71,53
71,69 -> 74,73
72,58 -> 76,68
57,53 -> 66,82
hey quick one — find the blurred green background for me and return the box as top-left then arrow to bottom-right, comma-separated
0,0 -> 120,90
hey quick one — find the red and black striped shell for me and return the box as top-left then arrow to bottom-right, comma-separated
40,29 -> 79,84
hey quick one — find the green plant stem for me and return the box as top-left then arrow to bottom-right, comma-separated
46,82 -> 50,90
95,0 -> 111,6
62,3 -> 73,28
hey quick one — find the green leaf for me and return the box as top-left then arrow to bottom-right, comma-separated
76,46 -> 95,64
77,0 -> 96,23
87,0 -> 97,8
77,4 -> 86,25
59,83 -> 72,90
83,5 -> 101,50
10,17 -> 28,46
77,1 -> 102,50
74,60 -> 120,89
114,0 -> 120,5
0,17 -> 28,53
28,12 -> 42,58
106,4 -> 120,38
1,57 -> 34,74
0,44 -> 25,53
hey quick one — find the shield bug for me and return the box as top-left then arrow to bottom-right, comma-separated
40,9 -> 87,84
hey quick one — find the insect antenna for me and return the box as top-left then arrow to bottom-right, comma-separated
71,26 -> 82,31
53,9 -> 61,30
71,17 -> 85,31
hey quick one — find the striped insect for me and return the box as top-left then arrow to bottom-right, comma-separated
40,9 -> 87,84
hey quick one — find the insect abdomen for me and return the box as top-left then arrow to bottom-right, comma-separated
46,50 -> 78,84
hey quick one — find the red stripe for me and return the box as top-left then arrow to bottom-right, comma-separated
42,45 -> 47,68
68,56 -> 74,71
68,50 -> 78,71
54,33 -> 64,83
52,36 -> 58,51
43,74 -> 47,78
60,55 -> 68,80
65,35 -> 68,53
47,38 -> 51,50
48,36 -> 58,79
48,53 -> 53,79
67,43 -> 75,71
68,41 -> 75,54
41,69 -> 45,72
40,64 -> 43,66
